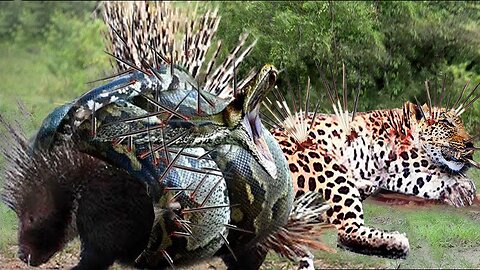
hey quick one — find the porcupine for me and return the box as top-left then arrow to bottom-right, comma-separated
0,116 -> 154,269
2,2 -> 332,270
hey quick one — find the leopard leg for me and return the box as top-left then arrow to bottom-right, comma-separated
384,170 -> 476,207
327,182 -> 409,259
297,250 -> 315,270
294,158 -> 410,259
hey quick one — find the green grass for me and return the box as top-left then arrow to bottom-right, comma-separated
262,196 -> 480,269
0,204 -> 16,254
304,170 -> 480,268
0,44 -> 57,255
279,201 -> 480,269
0,40 -> 110,257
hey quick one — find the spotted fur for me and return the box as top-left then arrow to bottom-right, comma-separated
271,111 -> 411,259
266,77 -> 480,259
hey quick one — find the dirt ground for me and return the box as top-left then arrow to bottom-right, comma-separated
0,248 -> 338,270
2,193 -> 478,270
0,249 -> 222,270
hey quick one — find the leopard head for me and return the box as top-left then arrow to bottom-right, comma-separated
410,102 -> 476,172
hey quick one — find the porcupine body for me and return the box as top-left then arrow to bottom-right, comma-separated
1,120 -> 154,270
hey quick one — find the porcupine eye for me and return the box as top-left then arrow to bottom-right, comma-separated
22,212 -> 38,227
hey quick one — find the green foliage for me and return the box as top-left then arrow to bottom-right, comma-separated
0,1 -> 96,42
40,11 -> 111,96
0,4 -> 111,124
215,1 -> 480,124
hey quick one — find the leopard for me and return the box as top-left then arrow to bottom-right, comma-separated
266,84 -> 479,259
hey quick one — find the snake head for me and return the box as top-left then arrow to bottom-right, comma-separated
243,64 -> 279,114
225,64 -> 279,178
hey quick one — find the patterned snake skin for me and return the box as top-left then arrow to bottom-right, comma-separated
209,128 -> 293,260
29,61 -> 295,268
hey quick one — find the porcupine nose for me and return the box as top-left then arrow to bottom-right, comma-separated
18,247 -> 30,264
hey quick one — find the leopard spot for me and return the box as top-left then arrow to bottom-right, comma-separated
334,176 -> 346,184
313,162 -> 323,172
332,195 -> 342,203
308,151 -> 320,159
345,212 -> 357,219
344,198 -> 354,207
396,178 -> 403,188
299,153 -> 310,163
416,177 -> 425,188
338,186 -> 350,194
317,175 -> 326,183
280,140 -> 292,147
297,175 -> 305,188
289,164 -> 299,172
324,189 -> 332,201
308,177 -> 316,191
296,190 -> 305,197
333,205 -> 342,212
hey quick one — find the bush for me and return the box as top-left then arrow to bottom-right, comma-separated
1,1 -> 480,129
214,1 -> 480,127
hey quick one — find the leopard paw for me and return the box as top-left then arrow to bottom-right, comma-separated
440,178 -> 476,207
337,226 -> 410,259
